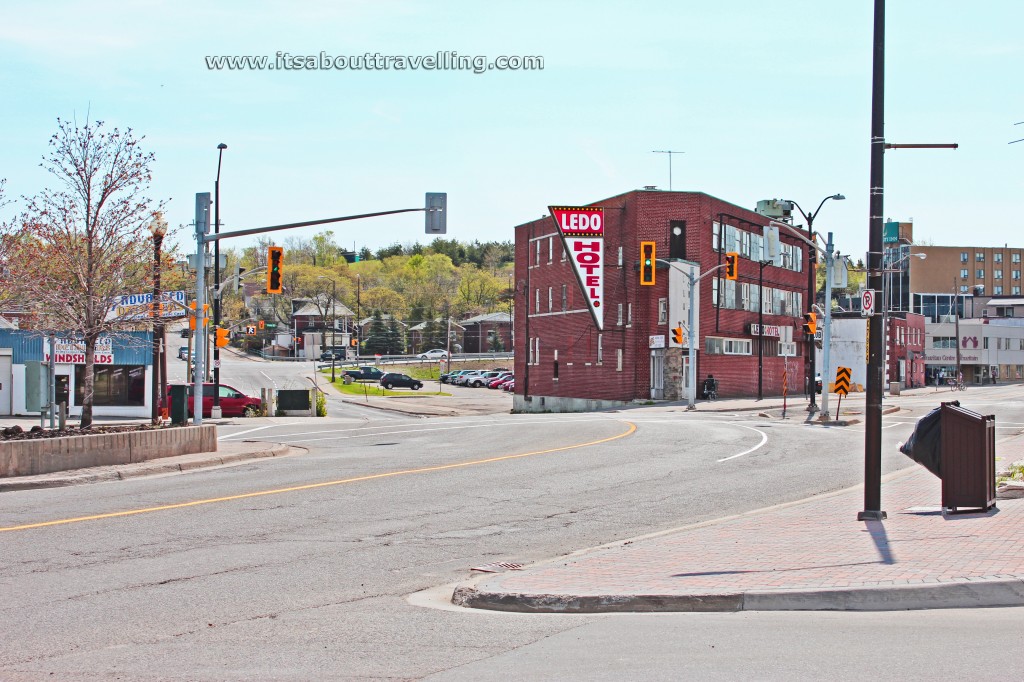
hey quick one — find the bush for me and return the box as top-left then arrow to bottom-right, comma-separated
316,391 -> 327,417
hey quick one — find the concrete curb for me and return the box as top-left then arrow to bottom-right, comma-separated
0,443 -> 299,491
451,577 -> 1024,613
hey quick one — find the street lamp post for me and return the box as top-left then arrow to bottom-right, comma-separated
149,215 -> 167,425
780,194 -> 845,410
212,143 -> 227,418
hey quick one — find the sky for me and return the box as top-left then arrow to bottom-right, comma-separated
1,0 -> 1021,261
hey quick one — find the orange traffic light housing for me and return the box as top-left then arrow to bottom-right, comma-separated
267,246 -> 284,294
724,252 -> 739,280
215,327 -> 230,347
803,312 -> 817,336
640,241 -> 656,286
672,327 -> 684,345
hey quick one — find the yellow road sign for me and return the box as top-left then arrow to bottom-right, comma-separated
834,366 -> 852,396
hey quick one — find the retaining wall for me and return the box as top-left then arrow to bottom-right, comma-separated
0,424 -> 218,477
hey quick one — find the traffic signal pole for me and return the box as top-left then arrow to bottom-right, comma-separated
819,231 -> 836,419
191,195 -> 445,425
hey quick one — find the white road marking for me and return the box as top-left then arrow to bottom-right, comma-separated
717,423 -> 769,462
217,424 -> 285,440
260,371 -> 277,388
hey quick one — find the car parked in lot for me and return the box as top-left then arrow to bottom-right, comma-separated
178,346 -> 189,360
464,371 -> 505,388
502,379 -> 515,392
417,348 -> 449,360
379,373 -> 423,390
165,383 -> 262,418
343,366 -> 386,382
440,369 -> 471,384
489,374 -> 513,389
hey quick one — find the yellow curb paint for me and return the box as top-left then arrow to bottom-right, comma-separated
0,422 -> 637,533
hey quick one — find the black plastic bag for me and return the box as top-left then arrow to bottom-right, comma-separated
899,401 -> 958,477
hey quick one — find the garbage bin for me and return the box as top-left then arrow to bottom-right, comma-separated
940,402 -> 996,513
168,384 -> 189,425
889,381 -> 901,396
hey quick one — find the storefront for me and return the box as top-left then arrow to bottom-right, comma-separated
0,330 -> 153,418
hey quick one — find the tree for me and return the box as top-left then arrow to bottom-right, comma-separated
15,119 -> 161,427
363,311 -> 389,355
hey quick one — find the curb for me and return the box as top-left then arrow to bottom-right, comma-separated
0,443 -> 299,492
450,577 -> 1024,613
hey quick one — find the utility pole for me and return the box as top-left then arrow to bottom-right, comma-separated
193,193 -> 210,426
212,143 -> 227,418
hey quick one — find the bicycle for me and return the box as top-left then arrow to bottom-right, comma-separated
948,378 -> 967,391
702,379 -> 719,401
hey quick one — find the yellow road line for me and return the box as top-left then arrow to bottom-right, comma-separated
0,421 -> 637,533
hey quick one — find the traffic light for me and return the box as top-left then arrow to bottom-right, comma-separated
233,265 -> 246,292
672,327 -> 684,345
267,246 -> 284,294
257,319 -> 265,330
803,312 -> 817,336
724,252 -> 739,280
188,302 -> 209,329
640,241 -> 656,286
425,192 -> 447,234
215,327 -> 230,347
350,337 -> 358,347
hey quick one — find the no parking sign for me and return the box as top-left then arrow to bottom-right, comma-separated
861,289 -> 876,317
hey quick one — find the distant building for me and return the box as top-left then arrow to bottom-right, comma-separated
460,312 -> 511,353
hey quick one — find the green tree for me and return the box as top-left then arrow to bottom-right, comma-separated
363,311 -> 389,355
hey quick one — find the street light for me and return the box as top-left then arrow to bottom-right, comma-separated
149,214 -> 168,425
317,275 -> 338,382
779,194 -> 845,410
212,142 -> 227,418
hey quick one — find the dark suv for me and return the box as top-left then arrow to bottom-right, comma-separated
379,373 -> 423,390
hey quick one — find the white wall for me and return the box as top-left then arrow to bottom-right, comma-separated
816,318 -> 868,388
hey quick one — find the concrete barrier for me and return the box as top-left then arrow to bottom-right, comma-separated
0,424 -> 218,477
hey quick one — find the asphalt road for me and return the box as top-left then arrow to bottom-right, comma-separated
2,383 -> 1023,679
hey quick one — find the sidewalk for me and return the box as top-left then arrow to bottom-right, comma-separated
453,436 -> 1024,613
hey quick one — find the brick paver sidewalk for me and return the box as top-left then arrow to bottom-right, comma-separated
454,463 -> 1024,612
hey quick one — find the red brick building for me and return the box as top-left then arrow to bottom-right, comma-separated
513,190 -> 812,412
886,311 -> 927,389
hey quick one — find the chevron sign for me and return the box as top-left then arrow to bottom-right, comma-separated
834,366 -> 852,396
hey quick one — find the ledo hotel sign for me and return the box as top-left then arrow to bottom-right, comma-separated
550,206 -> 604,330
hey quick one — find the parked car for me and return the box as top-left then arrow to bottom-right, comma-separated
166,383 -> 262,418
417,348 -> 449,360
178,346 -> 189,360
453,371 -> 484,386
489,374 -> 513,389
502,379 -> 515,392
379,373 -> 423,390
441,369 -> 471,384
320,349 -> 343,361
343,366 -> 386,382
465,371 -> 504,388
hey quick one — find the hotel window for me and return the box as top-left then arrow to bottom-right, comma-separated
627,303 -> 633,326
528,337 -> 534,364
535,239 -> 540,265
712,222 -> 721,251
995,286 -> 1004,295
548,287 -> 553,312
597,334 -> 603,364
705,336 -> 752,355
960,269 -> 969,279
995,269 -> 1003,280
740,231 -> 751,259
616,348 -> 623,372
617,303 -> 623,325
1015,253 -> 1022,264
995,253 -> 1003,263
725,279 -> 737,309
1014,270 -> 1021,280
960,285 -> 969,293
960,251 -> 968,263
1014,286 -> 1022,296
561,284 -> 567,311
547,236 -> 553,263
617,246 -> 623,266
658,298 -> 668,324
535,288 -> 540,313
976,252 -> 985,262
977,269 -> 985,279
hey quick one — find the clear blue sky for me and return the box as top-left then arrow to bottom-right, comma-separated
1,0 -> 1021,259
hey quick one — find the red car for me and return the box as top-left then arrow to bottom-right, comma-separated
166,383 -> 262,418
489,375 -> 513,389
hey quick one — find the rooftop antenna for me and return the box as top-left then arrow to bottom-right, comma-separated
651,150 -> 684,191
1010,121 -> 1024,145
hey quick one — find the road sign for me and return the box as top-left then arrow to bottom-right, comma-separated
834,366 -> 852,396
246,325 -> 257,335
861,289 -> 876,317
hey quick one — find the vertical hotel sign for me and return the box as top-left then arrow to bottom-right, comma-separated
549,206 -> 604,330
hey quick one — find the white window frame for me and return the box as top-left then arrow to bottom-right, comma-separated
617,303 -> 623,326
597,334 -> 603,364
658,298 -> 668,324
548,286 -> 553,312
616,348 -> 623,372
